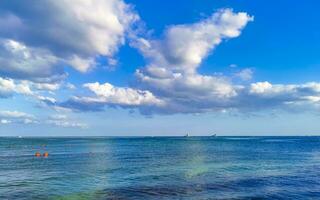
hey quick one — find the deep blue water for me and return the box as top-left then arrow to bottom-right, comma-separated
0,136 -> 320,199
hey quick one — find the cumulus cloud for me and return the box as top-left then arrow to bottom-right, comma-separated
2,4 -> 317,117
247,82 -> 320,103
0,110 -> 38,124
130,9 -> 253,113
0,77 -> 65,99
55,9 -> 251,113
60,82 -> 165,114
0,39 -> 64,82
83,82 -> 164,106
220,81 -> 320,112
0,77 -> 33,97
58,9 -> 255,114
133,9 -> 253,73
61,80 -> 320,115
0,0 -> 138,81
0,77 -> 66,112
58,9 -> 320,115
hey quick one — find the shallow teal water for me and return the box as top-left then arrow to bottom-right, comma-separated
0,136 -> 320,199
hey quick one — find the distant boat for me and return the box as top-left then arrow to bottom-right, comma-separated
184,133 -> 189,137
18,136 -> 23,138
211,134 -> 217,137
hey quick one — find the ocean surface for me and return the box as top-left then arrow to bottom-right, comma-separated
0,136 -> 320,199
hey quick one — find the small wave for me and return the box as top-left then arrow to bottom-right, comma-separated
224,137 -> 259,140
262,138 -> 301,142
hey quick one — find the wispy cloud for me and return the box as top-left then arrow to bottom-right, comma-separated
234,68 -> 253,81
46,114 -> 88,129
0,110 -> 88,128
0,110 -> 38,124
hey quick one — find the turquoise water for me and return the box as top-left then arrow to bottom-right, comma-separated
0,136 -> 320,199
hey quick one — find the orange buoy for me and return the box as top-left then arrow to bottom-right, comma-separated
43,152 -> 49,157
35,152 -> 41,157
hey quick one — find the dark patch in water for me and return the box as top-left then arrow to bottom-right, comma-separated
82,176 -> 317,199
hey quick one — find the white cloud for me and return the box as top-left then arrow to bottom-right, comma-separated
36,95 -> 57,105
65,83 -> 76,90
235,68 -> 253,81
68,55 -> 96,73
0,110 -> 37,124
132,9 -> 253,73
3,4 -> 318,117
0,119 -> 11,124
52,8 -> 320,115
0,110 -> 87,127
0,77 -> 61,99
58,9 -> 254,114
0,110 -> 88,128
129,9 -> 253,113
248,82 -> 320,99
0,77 -> 33,97
229,64 -> 238,68
0,0 -> 139,81
48,120 -> 88,128
83,82 -> 164,106
0,110 -> 33,118
47,114 -> 88,128
0,77 -> 79,110
49,114 -> 68,120
0,77 -> 65,112
24,80 -> 76,92
31,82 -> 61,91
0,39 -> 64,82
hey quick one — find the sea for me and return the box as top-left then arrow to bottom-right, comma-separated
0,136 -> 320,199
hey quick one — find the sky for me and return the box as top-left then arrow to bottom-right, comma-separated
1,0 -> 320,136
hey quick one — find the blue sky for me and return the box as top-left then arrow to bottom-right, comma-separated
1,0 -> 320,136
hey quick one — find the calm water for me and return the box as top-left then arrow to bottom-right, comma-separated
0,136 -> 320,199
